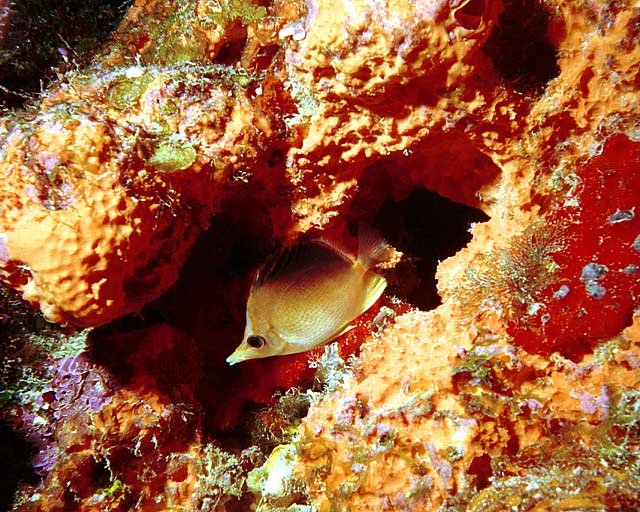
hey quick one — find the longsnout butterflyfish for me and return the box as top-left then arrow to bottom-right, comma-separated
226,230 -> 392,364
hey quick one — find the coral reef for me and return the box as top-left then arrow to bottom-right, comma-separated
509,134 -> 640,357
1,0 -> 640,510
0,0 -> 289,326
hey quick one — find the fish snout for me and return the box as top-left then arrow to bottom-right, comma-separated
226,348 -> 247,365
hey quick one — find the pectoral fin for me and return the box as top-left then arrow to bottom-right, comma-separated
361,272 -> 387,313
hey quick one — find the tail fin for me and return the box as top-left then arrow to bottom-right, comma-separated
357,225 -> 397,270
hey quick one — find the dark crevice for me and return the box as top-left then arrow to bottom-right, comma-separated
0,423 -> 39,511
467,453 -> 493,490
483,0 -> 560,93
0,0 -> 131,108
89,194 -> 277,434
370,189 -> 489,311
346,137 -> 496,312
90,144 -> 490,436
454,0 -> 487,30
266,148 -> 286,168
216,35 -> 249,66
247,43 -> 281,73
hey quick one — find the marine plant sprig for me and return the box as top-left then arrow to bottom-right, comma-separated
455,219 -> 568,324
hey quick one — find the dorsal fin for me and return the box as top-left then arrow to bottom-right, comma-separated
253,230 -> 391,289
253,244 -> 299,287
310,237 -> 356,265
253,238 -> 357,290
356,225 -> 394,270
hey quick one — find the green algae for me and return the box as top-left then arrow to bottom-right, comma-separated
242,345 -> 357,509
182,443 -> 270,510
590,389 -> 640,471
198,444 -> 247,499
136,0 -> 267,67
106,73 -> 154,110
590,334 -> 630,367
452,350 -> 492,382
148,136 -> 197,172
462,463 -> 640,512
204,0 -> 267,27
246,444 -> 308,506
283,70 -> 318,128
455,220 -> 566,323
308,342 -> 352,394
155,30 -> 209,66
126,3 -> 208,66
95,476 -> 128,503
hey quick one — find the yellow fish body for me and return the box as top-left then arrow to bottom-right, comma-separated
226,232 -> 389,365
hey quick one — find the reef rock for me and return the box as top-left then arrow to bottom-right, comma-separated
2,0 -> 640,510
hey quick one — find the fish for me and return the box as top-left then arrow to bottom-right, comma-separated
226,229 -> 390,365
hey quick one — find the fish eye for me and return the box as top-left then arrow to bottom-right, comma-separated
247,335 -> 266,348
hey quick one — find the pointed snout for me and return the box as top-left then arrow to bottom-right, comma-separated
226,348 -> 248,365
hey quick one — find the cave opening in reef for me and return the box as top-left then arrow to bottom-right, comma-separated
346,136 -> 497,313
88,134 -> 494,440
483,0 -> 561,93
369,188 -> 490,311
